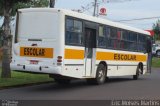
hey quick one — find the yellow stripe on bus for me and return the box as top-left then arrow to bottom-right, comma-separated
65,49 -> 84,59
64,48 -> 147,62
96,52 -> 147,62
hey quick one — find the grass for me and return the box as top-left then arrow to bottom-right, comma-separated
152,57 -> 160,68
0,68 -> 53,88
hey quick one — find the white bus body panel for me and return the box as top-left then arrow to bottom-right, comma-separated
63,46 -> 85,78
11,9 -> 65,75
95,48 -> 147,77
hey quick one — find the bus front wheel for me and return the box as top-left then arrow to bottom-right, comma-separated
86,63 -> 106,85
96,64 -> 107,84
133,65 -> 142,80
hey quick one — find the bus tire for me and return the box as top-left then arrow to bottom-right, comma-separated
95,63 -> 107,85
133,65 -> 142,80
86,64 -> 106,85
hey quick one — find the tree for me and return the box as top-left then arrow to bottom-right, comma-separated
50,0 -> 55,8
153,20 -> 160,41
0,0 -> 49,78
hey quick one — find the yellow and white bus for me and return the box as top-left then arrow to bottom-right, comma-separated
10,8 -> 152,85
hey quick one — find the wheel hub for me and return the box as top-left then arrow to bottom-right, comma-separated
98,70 -> 104,81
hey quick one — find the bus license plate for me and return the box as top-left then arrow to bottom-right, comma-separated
30,60 -> 38,64
20,47 -> 53,58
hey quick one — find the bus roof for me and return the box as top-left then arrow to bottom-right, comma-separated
18,8 -> 150,36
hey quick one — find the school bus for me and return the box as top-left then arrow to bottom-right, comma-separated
10,8 -> 152,85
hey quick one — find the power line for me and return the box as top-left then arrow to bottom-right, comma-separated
115,16 -> 160,22
76,0 -> 139,15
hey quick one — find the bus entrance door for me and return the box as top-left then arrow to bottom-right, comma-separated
85,28 -> 96,76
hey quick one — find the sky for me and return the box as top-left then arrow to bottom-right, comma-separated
0,0 -> 160,30
55,0 -> 160,30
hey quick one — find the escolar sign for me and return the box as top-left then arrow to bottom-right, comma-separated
20,47 -> 53,58
96,51 -> 147,62
114,53 -> 136,61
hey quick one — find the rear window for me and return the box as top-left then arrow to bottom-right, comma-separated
17,12 -> 58,40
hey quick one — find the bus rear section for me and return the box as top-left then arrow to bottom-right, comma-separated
10,9 -> 64,75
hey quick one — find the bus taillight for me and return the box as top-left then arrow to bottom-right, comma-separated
57,56 -> 62,62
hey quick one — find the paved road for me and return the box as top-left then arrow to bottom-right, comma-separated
0,68 -> 160,100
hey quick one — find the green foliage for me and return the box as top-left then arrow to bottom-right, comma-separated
12,0 -> 49,15
153,20 -> 160,41
0,0 -> 49,17
31,0 -> 49,7
152,57 -> 160,68
0,0 -> 30,16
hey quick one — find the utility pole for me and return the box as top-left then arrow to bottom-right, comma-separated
93,0 -> 97,16
96,2 -> 99,17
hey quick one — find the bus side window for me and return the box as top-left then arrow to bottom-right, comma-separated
138,34 -> 146,52
113,40 -> 117,49
117,29 -> 122,49
65,18 -> 83,45
106,26 -> 111,48
120,41 -> 124,49
66,32 -> 71,44
110,27 -> 117,49
98,25 -> 106,48
119,30 -> 124,49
